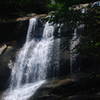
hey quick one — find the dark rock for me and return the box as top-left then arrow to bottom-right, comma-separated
0,43 -> 18,91
0,65 -> 11,91
0,14 -> 47,44
0,18 -> 28,43
0,14 -> 47,91
30,74 -> 100,100
68,95 -> 100,100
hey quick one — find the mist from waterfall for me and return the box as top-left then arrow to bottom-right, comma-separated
2,18 -> 60,100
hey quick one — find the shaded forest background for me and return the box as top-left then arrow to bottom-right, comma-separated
0,0 -> 97,17
0,0 -> 48,17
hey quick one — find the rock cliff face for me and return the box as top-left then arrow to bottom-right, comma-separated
79,6 -> 100,73
0,14 -> 47,43
0,44 -> 16,90
0,14 -> 48,91
0,3 -> 99,96
0,16 -> 28,43
0,11 -> 89,91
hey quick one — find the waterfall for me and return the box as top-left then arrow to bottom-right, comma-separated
2,17 -> 59,100
70,24 -> 85,74
70,28 -> 80,74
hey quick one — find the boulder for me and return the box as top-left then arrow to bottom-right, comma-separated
31,73 -> 100,100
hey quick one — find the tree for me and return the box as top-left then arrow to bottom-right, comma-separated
48,0 -> 98,23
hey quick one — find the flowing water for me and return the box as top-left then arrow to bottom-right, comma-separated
70,28 -> 80,74
70,24 -> 85,74
2,18 -> 59,100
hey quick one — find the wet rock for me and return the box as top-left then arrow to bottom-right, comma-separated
0,44 -> 7,55
0,42 -> 18,91
0,14 -> 47,43
31,74 -> 100,100
68,94 -> 100,100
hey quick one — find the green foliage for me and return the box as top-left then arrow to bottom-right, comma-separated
95,42 -> 100,46
48,0 -> 98,23
48,0 -> 86,23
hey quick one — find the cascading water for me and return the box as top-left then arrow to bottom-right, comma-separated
70,28 -> 80,74
2,17 -> 59,100
70,24 -> 85,74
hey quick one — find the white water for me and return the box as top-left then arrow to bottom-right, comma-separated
70,28 -> 80,74
2,18 -> 56,100
70,24 -> 85,74
2,81 -> 45,100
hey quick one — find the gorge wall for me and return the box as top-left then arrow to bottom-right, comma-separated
0,2 -> 100,100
